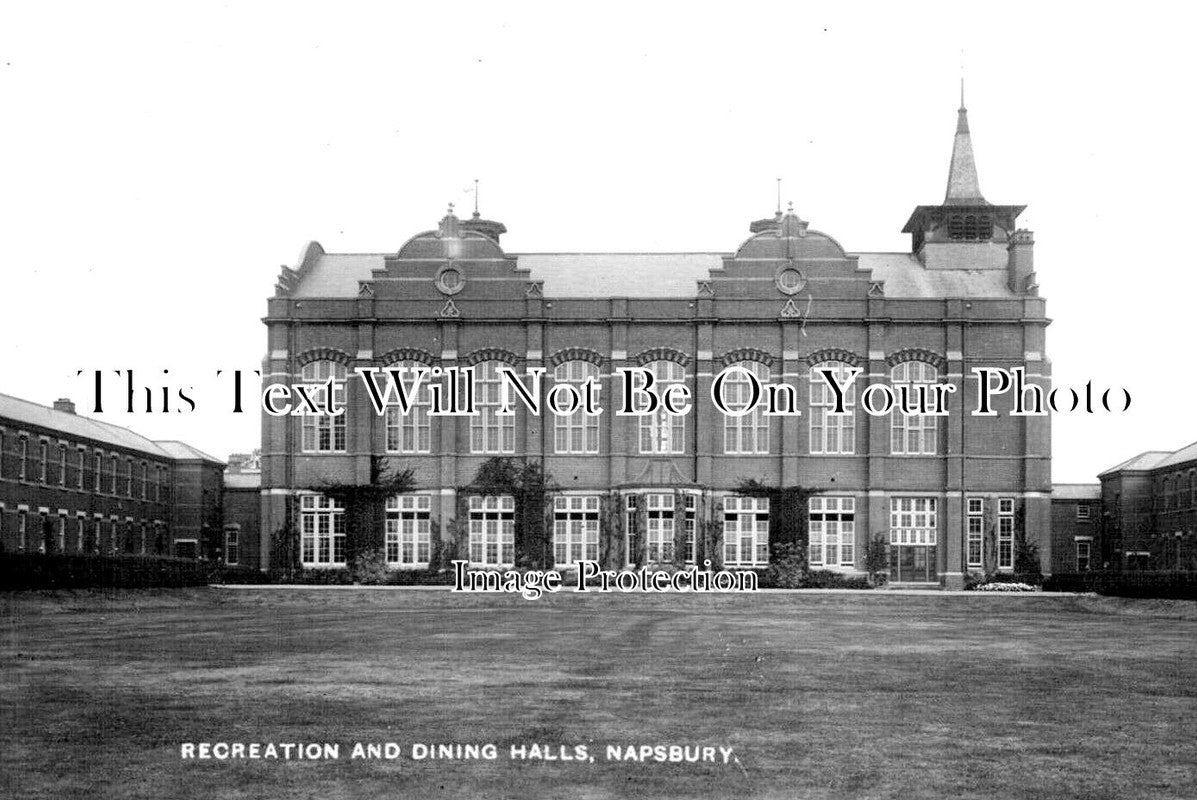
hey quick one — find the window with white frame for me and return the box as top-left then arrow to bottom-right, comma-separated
553,496 -> 599,566
93,452 -> 102,492
109,455 -> 118,494
646,493 -> 675,563
140,463 -> 148,499
225,526 -> 239,564
471,361 -> 516,454
300,494 -> 346,565
385,361 -> 432,454
57,514 -> 66,552
386,494 -> 431,567
638,360 -> 686,454
890,361 -> 940,455
17,511 -> 27,552
1076,504 -> 1091,521
77,449 -> 85,490
469,495 -> 515,566
724,496 -> 769,566
967,497 -> 984,567
1076,540 -> 1091,572
625,495 -> 639,564
724,361 -> 769,454
58,445 -> 66,486
682,494 -> 696,564
809,496 -> 855,567
76,517 -> 85,553
300,360 -> 347,453
810,361 -> 856,454
889,497 -> 937,545
39,441 -> 48,482
553,360 -> 600,454
92,519 -> 102,554
126,458 -> 133,497
997,498 -> 1014,569
139,523 -> 146,554
18,436 -> 28,481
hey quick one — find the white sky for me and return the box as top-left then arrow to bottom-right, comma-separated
1,2 -> 1193,482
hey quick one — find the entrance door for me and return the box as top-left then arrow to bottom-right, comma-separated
890,545 -> 937,583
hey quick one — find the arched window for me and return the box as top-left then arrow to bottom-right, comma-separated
810,361 -> 856,455
724,361 -> 769,454
891,361 -> 940,455
471,360 -> 516,454
554,360 -> 600,454
638,360 -> 685,454
385,361 -> 432,454
300,360 -> 347,453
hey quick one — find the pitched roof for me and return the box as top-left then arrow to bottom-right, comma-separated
289,250 -> 1017,299
154,440 -> 224,465
1098,451 -> 1171,477
0,392 -> 170,458
1052,483 -> 1101,501
1154,440 -> 1197,469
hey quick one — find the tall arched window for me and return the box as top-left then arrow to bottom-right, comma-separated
891,361 -> 940,455
810,361 -> 856,455
554,360 -> 600,454
724,361 -> 769,454
385,361 -> 432,454
471,360 -> 516,454
301,360 -> 347,453
638,360 -> 685,454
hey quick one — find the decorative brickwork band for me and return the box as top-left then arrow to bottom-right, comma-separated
295,347 -> 353,367
805,348 -> 862,368
886,348 -> 947,371
632,347 -> 692,367
462,347 -> 520,366
547,347 -> 603,368
379,348 -> 440,367
721,348 -> 775,368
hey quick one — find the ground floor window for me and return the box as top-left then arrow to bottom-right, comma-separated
682,495 -> 696,564
175,539 -> 198,560
646,493 -> 675,563
1076,540 -> 1091,572
300,494 -> 346,565
387,494 -> 431,568
809,496 -> 855,567
724,496 -> 769,566
76,517 -> 85,553
17,511 -> 27,553
889,497 -> 938,582
225,526 -> 240,565
967,497 -> 984,568
469,495 -> 514,566
997,498 -> 1014,570
553,496 -> 599,566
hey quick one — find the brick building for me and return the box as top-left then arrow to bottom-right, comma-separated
1049,483 -> 1101,573
0,393 -> 225,559
259,100 -> 1051,588
223,450 -> 262,570
1097,442 -> 1197,572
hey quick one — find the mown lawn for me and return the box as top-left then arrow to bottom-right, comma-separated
1,589 -> 1195,800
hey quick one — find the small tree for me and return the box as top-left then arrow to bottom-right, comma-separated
864,532 -> 889,586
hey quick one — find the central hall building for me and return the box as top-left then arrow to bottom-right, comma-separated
260,102 -> 1050,588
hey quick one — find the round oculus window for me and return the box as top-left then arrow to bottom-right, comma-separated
435,266 -> 465,296
775,266 -> 806,295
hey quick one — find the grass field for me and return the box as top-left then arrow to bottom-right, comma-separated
2,589 -> 1195,800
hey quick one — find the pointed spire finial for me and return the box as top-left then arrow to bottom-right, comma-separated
960,78 -> 965,110
945,90 -> 983,204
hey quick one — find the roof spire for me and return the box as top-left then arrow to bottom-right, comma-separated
944,87 -> 985,204
776,178 -> 782,216
473,178 -> 480,218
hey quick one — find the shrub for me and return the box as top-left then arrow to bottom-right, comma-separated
799,570 -> 872,590
972,581 -> 1038,592
349,547 -> 390,585
762,542 -> 805,588
0,553 -> 267,590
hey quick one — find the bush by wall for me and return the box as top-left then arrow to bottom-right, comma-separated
0,554 -> 269,590
1043,571 -> 1197,600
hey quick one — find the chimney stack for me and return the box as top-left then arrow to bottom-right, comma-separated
53,398 -> 77,414
1007,229 -> 1036,294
